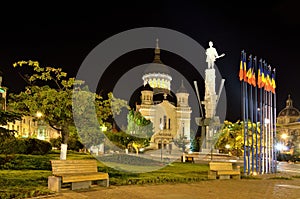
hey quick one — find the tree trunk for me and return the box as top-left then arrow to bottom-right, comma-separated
60,125 -> 69,160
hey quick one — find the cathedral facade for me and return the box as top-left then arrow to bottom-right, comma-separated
135,39 -> 192,151
277,95 -> 300,158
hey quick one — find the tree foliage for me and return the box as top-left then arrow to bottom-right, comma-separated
215,120 -> 261,157
9,61 -> 129,151
126,109 -> 154,139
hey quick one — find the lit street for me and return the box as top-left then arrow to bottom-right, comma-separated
277,161 -> 300,175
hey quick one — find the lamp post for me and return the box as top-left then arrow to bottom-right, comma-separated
160,123 -> 163,161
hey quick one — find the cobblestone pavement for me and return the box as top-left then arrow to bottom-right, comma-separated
45,174 -> 300,199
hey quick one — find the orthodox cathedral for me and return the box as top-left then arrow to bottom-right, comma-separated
134,39 -> 192,151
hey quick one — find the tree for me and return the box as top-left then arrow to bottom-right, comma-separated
126,109 -> 154,153
126,109 -> 154,139
173,134 -> 189,153
215,120 -> 261,157
9,60 -> 128,159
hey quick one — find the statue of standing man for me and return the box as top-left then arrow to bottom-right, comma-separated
206,41 -> 225,69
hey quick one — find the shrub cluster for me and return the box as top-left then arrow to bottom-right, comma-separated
0,138 -> 52,155
50,136 -> 84,152
0,154 -> 51,170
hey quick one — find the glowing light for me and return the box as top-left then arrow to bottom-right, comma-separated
101,125 -> 107,132
36,112 -> 43,118
225,144 -> 230,149
281,133 -> 288,139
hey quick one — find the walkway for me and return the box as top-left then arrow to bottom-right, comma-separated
45,174 -> 300,199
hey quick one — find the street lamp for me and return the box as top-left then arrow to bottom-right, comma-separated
160,123 -> 163,161
225,144 -> 231,155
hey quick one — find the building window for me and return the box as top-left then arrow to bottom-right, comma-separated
163,115 -> 167,129
158,143 -> 162,149
168,118 -> 171,129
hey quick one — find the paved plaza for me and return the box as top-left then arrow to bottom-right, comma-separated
47,172 -> 300,199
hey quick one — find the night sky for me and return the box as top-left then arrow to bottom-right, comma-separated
0,1 -> 299,123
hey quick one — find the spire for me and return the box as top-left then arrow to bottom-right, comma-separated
177,80 -> 188,93
286,94 -> 293,108
153,38 -> 163,64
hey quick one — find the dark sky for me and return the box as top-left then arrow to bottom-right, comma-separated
0,1 -> 300,122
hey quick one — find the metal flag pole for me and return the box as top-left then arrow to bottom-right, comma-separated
253,56 -> 258,173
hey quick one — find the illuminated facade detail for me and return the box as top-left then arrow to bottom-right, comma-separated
277,95 -> 300,156
136,39 -> 192,151
0,72 -> 60,142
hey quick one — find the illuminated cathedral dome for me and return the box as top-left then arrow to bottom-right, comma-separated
277,94 -> 300,124
278,95 -> 300,117
142,39 -> 172,91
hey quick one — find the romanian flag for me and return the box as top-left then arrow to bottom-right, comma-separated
265,66 -> 272,92
251,66 -> 256,87
257,61 -> 263,88
271,68 -> 276,94
257,60 -> 266,89
243,53 -> 247,82
261,64 -> 266,89
239,51 -> 244,81
246,55 -> 253,85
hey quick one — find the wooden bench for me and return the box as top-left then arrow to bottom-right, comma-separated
181,154 -> 195,163
208,162 -> 240,180
48,159 -> 109,192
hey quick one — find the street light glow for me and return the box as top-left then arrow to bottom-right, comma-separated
36,111 -> 43,118
281,133 -> 288,139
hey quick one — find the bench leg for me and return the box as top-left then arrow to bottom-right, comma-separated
219,175 -> 230,179
208,171 -> 216,180
232,175 -> 241,179
97,179 -> 109,187
71,181 -> 91,190
48,176 -> 61,192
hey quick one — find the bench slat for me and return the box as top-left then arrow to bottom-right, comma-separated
217,170 -> 240,175
62,172 -> 109,183
209,162 -> 233,171
51,160 -> 99,175
48,159 -> 109,192
208,162 -> 240,179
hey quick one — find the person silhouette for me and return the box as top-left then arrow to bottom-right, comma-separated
205,41 -> 225,69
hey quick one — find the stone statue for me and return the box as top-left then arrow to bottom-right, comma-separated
205,41 -> 225,69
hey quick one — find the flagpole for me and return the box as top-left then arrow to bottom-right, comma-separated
273,68 -> 277,173
269,65 -> 274,173
242,51 -> 247,175
248,54 -> 254,175
259,59 -> 263,174
262,59 -> 267,173
254,56 -> 258,173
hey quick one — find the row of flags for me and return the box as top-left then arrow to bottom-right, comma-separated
239,50 -> 277,175
239,50 -> 276,93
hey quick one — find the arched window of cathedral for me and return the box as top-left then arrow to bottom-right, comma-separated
164,115 -> 167,129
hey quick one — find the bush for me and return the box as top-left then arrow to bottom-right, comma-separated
50,136 -> 84,152
67,136 -> 84,152
0,154 -> 51,170
50,137 -> 62,149
0,138 -> 52,155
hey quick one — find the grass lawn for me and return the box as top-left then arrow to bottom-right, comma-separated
0,151 -> 209,198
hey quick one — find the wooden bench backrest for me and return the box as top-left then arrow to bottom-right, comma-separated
51,159 -> 98,176
209,162 -> 233,171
